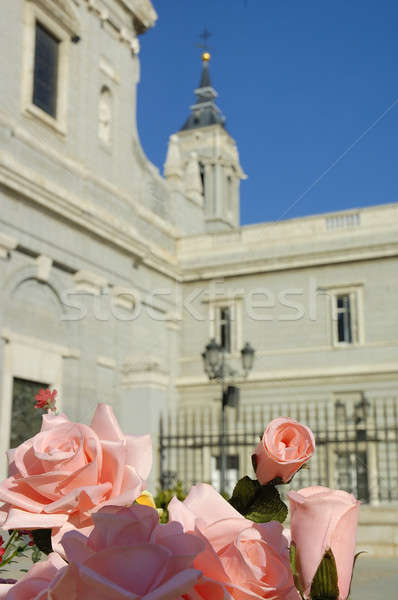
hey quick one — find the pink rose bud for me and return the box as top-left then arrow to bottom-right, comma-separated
288,486 -> 360,600
252,417 -> 315,484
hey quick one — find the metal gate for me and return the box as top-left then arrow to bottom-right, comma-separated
159,394 -> 398,503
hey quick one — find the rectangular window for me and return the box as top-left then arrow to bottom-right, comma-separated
10,378 -> 47,449
219,306 -> 231,353
33,22 -> 59,118
336,294 -> 353,343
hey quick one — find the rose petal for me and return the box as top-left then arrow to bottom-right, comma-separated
144,569 -> 202,600
44,482 -> 112,515
183,484 -> 242,526
2,507 -> 68,529
22,472 -> 70,502
90,404 -> 124,442
0,586 -> 13,599
83,545 -> 170,596
61,531 -> 96,564
100,465 -> 143,509
41,413 -> 72,431
0,478 -> 47,512
100,441 -> 127,498
125,435 -> 152,481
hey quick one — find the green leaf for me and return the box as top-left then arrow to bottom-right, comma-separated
32,529 -> 53,555
347,551 -> 366,598
310,549 -> 339,600
32,546 -> 42,563
290,542 -> 297,573
290,542 -> 305,597
229,476 -> 288,523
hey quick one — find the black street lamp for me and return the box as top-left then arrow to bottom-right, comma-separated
201,338 -> 255,493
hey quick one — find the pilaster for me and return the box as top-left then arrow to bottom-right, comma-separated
120,355 -> 169,491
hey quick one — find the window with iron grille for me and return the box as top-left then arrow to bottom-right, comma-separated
33,22 -> 59,118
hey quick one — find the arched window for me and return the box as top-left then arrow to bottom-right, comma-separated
98,86 -> 113,145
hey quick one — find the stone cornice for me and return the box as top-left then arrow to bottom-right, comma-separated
1,329 -> 80,359
119,0 -> 157,31
176,361 -> 398,389
83,0 -> 156,43
0,150 -> 180,281
178,203 -> 398,280
179,239 -> 398,281
32,0 -> 81,36
0,112 -> 180,241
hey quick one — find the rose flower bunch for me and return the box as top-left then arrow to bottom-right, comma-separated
0,396 -> 360,600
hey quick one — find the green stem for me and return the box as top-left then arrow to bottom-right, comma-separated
0,532 -> 29,568
3,530 -> 18,553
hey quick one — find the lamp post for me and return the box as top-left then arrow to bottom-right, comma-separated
201,338 -> 255,494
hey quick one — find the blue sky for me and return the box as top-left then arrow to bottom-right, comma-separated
137,0 -> 398,225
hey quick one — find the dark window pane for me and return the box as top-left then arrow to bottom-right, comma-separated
220,306 -> 231,352
215,455 -> 239,470
33,22 -> 59,118
336,294 -> 352,343
10,378 -> 48,449
199,162 -> 205,194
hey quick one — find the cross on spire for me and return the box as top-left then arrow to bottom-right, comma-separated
197,27 -> 213,52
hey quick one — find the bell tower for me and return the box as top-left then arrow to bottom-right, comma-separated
164,52 -> 246,232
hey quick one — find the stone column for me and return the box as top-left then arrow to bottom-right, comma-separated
119,356 -> 169,492
165,312 -> 181,412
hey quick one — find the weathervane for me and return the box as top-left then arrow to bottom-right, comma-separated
196,27 -> 213,61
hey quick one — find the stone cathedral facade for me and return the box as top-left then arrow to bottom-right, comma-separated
1,0 -> 398,553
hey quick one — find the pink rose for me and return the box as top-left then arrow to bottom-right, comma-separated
169,483 -> 299,600
0,404 -> 152,552
0,552 -> 66,599
288,486 -> 360,600
49,504 -> 204,599
253,418 -> 315,484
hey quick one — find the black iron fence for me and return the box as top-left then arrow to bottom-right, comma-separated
159,394 -> 398,503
